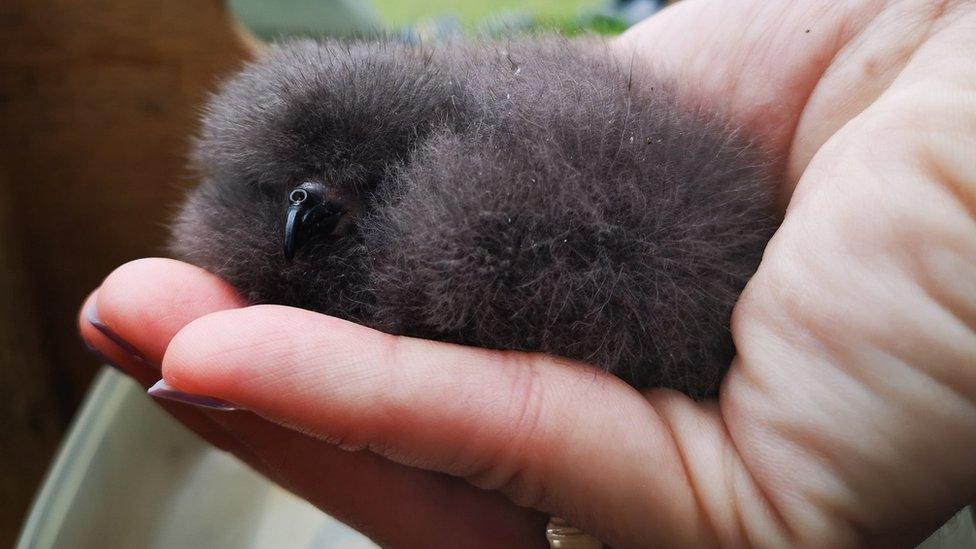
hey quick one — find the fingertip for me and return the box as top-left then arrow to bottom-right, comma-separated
92,257 -> 246,361
77,290 -> 98,340
161,306 -> 292,396
161,304 -> 390,412
160,308 -> 241,391
98,257 -> 244,320
78,290 -> 112,364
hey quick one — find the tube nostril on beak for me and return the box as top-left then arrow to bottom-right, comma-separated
289,188 -> 309,204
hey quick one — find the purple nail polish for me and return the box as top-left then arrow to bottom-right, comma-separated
147,380 -> 240,412
80,337 -> 123,372
85,301 -> 147,362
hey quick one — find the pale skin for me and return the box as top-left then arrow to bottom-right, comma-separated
78,1 -> 976,547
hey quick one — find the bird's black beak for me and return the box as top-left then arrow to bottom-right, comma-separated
283,181 -> 343,260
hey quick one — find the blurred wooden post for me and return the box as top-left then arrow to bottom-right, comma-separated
0,1 -> 257,544
0,169 -> 63,548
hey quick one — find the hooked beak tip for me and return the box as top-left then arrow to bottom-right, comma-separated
283,202 -> 302,261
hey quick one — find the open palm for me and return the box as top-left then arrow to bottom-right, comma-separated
80,1 -> 976,546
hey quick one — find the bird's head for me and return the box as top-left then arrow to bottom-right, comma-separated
170,39 -> 462,316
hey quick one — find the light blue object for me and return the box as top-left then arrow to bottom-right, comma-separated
17,368 -> 376,549
613,0 -> 662,26
228,0 -> 381,39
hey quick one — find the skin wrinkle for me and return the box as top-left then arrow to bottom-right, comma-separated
723,430 -> 795,549
725,249 -> 879,543
738,394 -> 867,545
722,432 -> 750,548
459,353 -> 547,498
591,396 -> 712,547
651,396 -> 731,548
793,97 -> 976,398
700,151 -> 916,540
907,226 -> 976,337
771,2 -> 870,185
862,345 -> 976,481
711,404 -> 787,548
728,9 -> 976,535
787,0 -> 968,187
495,467 -> 548,513
864,242 -> 976,405
775,350 -> 903,510
711,394 -> 796,547
505,369 -> 616,514
747,277 -> 911,541
818,348 -> 976,538
922,143 -> 976,225
781,1 -> 892,179
861,285 -> 976,408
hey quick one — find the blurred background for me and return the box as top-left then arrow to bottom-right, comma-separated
0,0 -> 667,546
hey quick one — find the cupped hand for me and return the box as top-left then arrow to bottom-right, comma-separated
79,1 -> 976,547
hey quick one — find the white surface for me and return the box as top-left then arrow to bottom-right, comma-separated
17,368 -> 376,549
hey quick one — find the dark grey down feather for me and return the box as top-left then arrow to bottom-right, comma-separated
171,37 -> 779,398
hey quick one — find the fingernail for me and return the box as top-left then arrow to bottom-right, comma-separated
80,337 -> 123,372
147,380 -> 240,412
85,301 -> 147,362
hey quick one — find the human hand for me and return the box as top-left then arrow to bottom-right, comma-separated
79,1 -> 976,546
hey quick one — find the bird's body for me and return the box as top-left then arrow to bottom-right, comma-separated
172,37 -> 779,398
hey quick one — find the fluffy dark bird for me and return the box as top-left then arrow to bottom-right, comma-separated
171,37 -> 779,398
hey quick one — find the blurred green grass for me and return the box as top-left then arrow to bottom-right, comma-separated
230,0 -> 614,40
370,0 -> 604,26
